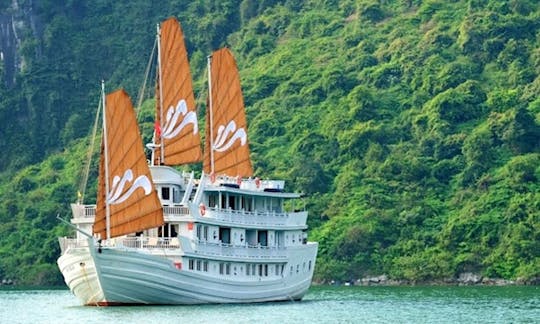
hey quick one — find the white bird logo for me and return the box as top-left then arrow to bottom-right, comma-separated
107,169 -> 152,205
161,99 -> 198,139
213,120 -> 247,152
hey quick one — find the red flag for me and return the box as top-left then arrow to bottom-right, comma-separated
154,121 -> 162,138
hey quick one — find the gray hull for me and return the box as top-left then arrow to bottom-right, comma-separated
58,241 -> 318,305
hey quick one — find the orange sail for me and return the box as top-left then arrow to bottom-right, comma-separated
154,17 -> 202,165
94,89 -> 163,239
203,48 -> 253,177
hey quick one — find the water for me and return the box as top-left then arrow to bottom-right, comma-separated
1,285 -> 538,323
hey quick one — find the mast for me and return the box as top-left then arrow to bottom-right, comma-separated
207,54 -> 215,175
101,80 -> 111,240
157,22 -> 165,165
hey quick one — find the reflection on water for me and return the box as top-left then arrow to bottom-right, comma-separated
1,285 -> 538,323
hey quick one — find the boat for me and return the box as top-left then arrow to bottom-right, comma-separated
57,17 -> 318,306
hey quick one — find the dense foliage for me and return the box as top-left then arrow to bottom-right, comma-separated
0,0 -> 538,285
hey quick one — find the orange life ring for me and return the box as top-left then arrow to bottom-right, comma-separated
255,177 -> 261,188
199,203 -> 206,216
236,175 -> 242,186
210,173 -> 216,183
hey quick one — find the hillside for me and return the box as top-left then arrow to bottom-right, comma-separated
0,0 -> 539,285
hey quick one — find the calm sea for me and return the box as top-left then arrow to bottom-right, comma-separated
0,285 -> 538,323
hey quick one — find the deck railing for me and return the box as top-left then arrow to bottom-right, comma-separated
204,208 -> 308,227
58,236 -> 181,254
190,240 -> 287,260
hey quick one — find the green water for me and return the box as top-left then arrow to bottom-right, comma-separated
1,285 -> 538,323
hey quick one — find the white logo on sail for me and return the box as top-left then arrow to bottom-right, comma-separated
213,120 -> 247,152
107,169 -> 152,205
162,99 -> 198,139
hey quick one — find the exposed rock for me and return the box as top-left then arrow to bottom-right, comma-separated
457,272 -> 483,285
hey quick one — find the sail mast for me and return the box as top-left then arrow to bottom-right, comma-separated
207,54 -> 215,175
101,81 -> 112,240
156,22 -> 165,165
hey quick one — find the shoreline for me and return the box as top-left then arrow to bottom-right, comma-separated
313,273 -> 540,287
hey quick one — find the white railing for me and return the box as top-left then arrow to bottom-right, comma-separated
163,206 -> 190,217
190,240 -> 287,260
58,236 -> 181,254
204,208 -> 308,227
58,237 -> 89,254
70,204 -> 96,219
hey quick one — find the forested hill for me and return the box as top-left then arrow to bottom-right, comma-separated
1,0 -> 539,285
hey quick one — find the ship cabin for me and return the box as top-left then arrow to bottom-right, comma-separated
149,165 -> 309,248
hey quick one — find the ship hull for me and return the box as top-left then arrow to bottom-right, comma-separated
58,241 -> 318,305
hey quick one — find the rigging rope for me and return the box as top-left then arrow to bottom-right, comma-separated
135,37 -> 157,119
78,95 -> 102,204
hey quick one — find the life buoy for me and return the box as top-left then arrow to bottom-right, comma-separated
255,177 -> 261,188
236,175 -> 242,186
210,173 -> 216,183
199,203 -> 206,216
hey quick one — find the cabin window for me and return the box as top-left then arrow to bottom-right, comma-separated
258,264 -> 263,276
225,263 -> 231,275
219,227 -> 231,244
246,265 -> 250,276
161,187 -> 170,200
219,263 -> 224,274
173,187 -> 181,203
228,195 -> 236,210
258,230 -> 268,247
275,265 -> 279,276
221,193 -> 226,209
308,261 -> 312,270
203,226 -> 208,241
252,264 -> 256,276
196,260 -> 201,271
196,225 -> 201,240
264,264 -> 268,277
209,193 -> 218,208
189,259 -> 194,270
203,261 -> 208,272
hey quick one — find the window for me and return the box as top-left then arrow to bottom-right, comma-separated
264,264 -> 268,277
196,260 -> 201,271
246,265 -> 250,276
161,187 -> 170,200
275,265 -> 279,276
219,263 -> 224,275
203,261 -> 208,272
189,259 -> 194,270
209,193 -> 218,208
219,227 -> 231,244
228,195 -> 236,210
173,187 -> 180,203
258,231 -> 268,246
225,263 -> 231,275
308,261 -> 312,271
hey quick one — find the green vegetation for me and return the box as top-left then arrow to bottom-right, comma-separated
0,0 -> 538,285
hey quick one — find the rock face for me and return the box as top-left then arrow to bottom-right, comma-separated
0,0 -> 42,87
457,272 -> 483,285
